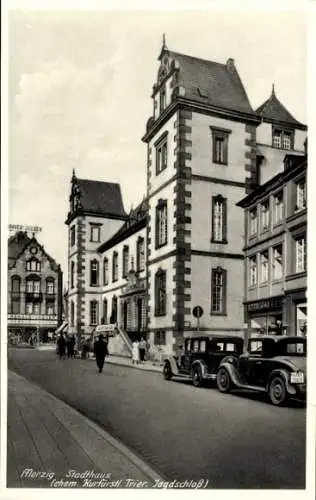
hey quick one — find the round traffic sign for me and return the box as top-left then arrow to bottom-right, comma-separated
192,306 -> 204,318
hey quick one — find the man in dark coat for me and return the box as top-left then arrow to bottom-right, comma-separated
93,334 -> 108,373
57,334 -> 66,359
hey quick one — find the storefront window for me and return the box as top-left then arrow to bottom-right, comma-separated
296,303 -> 307,336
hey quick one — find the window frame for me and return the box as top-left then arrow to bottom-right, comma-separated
295,178 -> 307,212
136,237 -> 145,272
90,300 -> 98,326
211,195 -> 227,244
112,251 -> 118,282
272,127 -> 294,150
122,245 -> 129,278
260,199 -> 270,233
155,132 -> 168,175
154,330 -> 166,345
103,257 -> 109,285
155,268 -> 167,317
273,190 -> 284,226
259,250 -> 269,283
295,235 -> 306,273
210,127 -> 231,166
249,255 -> 257,287
90,224 -> 101,243
46,278 -> 55,295
90,259 -> 99,287
159,87 -> 166,114
70,225 -> 76,246
272,244 -> 283,281
211,267 -> 227,316
155,199 -> 168,249
71,261 -> 75,289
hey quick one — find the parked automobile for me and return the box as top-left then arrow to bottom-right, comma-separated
216,335 -> 306,406
163,335 -> 244,387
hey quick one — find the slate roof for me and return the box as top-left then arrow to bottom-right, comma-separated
8,231 -> 31,261
167,50 -> 257,116
8,231 -> 60,271
97,198 -> 148,253
76,178 -> 127,218
256,86 -> 306,128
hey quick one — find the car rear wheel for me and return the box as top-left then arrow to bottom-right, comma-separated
217,367 -> 231,393
192,366 -> 203,387
268,376 -> 288,406
163,362 -> 173,381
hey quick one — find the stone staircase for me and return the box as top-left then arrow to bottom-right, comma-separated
107,326 -> 133,358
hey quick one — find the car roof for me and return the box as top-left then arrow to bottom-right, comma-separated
249,335 -> 305,342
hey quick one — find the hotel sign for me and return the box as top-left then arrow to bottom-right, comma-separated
9,224 -> 42,233
247,297 -> 283,313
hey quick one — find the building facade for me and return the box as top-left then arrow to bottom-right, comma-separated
237,153 -> 307,337
66,41 -> 307,356
8,231 -> 63,342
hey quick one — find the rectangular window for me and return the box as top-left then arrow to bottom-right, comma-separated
70,302 -> 75,327
46,303 -> 55,315
90,301 -> 98,326
70,225 -> 76,246
259,251 -> 269,283
249,256 -> 257,286
296,179 -> 306,211
159,87 -> 166,113
212,196 -> 227,243
11,300 -> 20,314
273,191 -> 284,225
33,303 -> 40,314
90,260 -> 99,286
26,302 -> 33,315
249,208 -> 257,236
71,261 -> 75,289
122,246 -> 129,278
90,224 -> 101,243
260,200 -> 270,232
296,236 -> 306,273
103,258 -> 109,285
156,200 -> 168,248
211,268 -> 227,315
154,330 -> 166,345
272,245 -> 283,280
272,129 -> 293,150
46,281 -> 55,294
137,238 -> 145,272
211,127 -> 230,165
156,138 -> 168,175
112,252 -> 118,282
155,270 -> 167,316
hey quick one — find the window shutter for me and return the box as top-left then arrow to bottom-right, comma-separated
223,198 -> 227,242
211,197 -> 215,241
223,269 -> 227,314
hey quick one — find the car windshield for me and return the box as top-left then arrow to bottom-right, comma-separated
280,340 -> 306,356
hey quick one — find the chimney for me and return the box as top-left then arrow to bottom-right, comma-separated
226,58 -> 235,73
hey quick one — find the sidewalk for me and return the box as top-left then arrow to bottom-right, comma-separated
7,371 -> 164,489
105,355 -> 163,374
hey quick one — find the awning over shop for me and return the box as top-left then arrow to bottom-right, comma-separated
55,321 -> 68,334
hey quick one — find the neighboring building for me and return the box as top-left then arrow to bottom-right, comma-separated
237,153 -> 307,337
65,40 -> 307,355
8,231 -> 63,342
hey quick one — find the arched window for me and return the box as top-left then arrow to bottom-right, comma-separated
70,301 -> 75,327
26,275 -> 41,295
11,276 -> 21,314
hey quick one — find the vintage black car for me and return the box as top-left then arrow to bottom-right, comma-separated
163,335 -> 244,387
216,335 -> 306,406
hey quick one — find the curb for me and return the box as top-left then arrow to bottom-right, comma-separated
9,371 -> 166,483
106,358 -> 163,374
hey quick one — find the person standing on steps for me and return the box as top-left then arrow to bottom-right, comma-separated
139,337 -> 146,363
93,334 -> 108,373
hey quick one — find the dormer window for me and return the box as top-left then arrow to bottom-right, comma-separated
272,128 -> 293,150
159,87 -> 166,113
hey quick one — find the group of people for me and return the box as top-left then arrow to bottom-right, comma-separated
132,337 -> 147,365
56,333 -> 76,359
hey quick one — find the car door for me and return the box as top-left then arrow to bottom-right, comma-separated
240,339 -> 264,385
182,339 -> 194,373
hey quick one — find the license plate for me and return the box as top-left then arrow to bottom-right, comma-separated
290,372 -> 304,384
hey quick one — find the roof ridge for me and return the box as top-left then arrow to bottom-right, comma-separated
169,50 -> 226,67
77,177 -> 121,186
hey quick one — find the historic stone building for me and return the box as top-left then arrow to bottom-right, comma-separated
8,231 -> 63,342
65,41 -> 306,356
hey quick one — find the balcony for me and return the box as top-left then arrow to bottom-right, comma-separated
25,292 -> 43,302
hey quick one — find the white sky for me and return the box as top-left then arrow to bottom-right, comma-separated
8,9 -> 307,281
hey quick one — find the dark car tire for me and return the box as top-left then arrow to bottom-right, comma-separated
163,362 -> 173,381
268,376 -> 288,406
192,365 -> 203,387
217,367 -> 232,393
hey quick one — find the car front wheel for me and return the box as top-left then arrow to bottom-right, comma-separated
163,362 -> 173,381
192,366 -> 203,387
217,367 -> 231,393
268,376 -> 288,406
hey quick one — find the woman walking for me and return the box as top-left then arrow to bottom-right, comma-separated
132,339 -> 140,365
139,337 -> 147,363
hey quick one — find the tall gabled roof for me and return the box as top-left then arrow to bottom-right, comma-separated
75,178 -> 127,218
256,85 -> 306,129
167,50 -> 256,116
8,231 -> 31,261
97,197 -> 148,254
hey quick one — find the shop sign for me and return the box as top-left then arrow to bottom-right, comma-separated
247,297 -> 283,313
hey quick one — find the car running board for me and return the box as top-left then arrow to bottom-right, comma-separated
233,382 -> 266,392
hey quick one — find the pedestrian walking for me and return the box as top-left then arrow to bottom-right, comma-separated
57,333 -> 66,359
132,339 -> 140,365
93,334 -> 108,373
139,337 -> 147,363
67,335 -> 76,358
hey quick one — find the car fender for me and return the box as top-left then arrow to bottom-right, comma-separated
218,361 -> 241,386
191,359 -> 210,379
167,357 -> 180,376
267,369 -> 296,395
